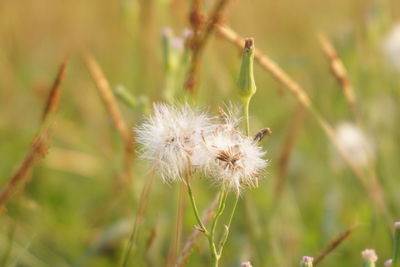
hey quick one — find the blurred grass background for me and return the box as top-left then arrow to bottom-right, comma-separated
1,0 -> 400,266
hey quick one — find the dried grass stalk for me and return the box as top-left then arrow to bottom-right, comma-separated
185,0 -> 232,92
84,53 -> 134,184
41,59 -> 69,122
318,34 -> 358,120
314,224 -> 358,265
0,59 -> 68,209
0,133 -> 49,210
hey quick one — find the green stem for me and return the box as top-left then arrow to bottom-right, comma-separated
186,180 -> 208,235
218,194 -> 240,256
242,96 -> 251,136
211,187 -> 228,239
186,180 -> 219,265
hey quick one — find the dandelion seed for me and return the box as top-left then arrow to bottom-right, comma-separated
135,103 -> 211,182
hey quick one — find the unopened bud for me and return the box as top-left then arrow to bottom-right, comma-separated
237,38 -> 256,100
300,256 -> 313,267
362,249 -> 378,267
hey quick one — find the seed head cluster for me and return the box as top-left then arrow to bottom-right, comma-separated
135,103 -> 267,193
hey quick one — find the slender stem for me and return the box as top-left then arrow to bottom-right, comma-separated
211,187 -> 227,239
243,97 -> 251,136
186,180 -> 208,235
218,194 -> 239,255
186,180 -> 219,265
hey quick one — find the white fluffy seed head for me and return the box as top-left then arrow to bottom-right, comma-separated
200,116 -> 267,194
135,103 -> 268,193
135,103 -> 211,182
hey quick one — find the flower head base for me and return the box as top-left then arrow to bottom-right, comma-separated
362,249 -> 378,263
136,103 -> 210,182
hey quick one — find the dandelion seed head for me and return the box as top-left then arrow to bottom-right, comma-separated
136,103 -> 210,182
202,112 -> 267,193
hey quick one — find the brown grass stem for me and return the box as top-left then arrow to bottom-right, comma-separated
317,34 -> 359,121
313,224 -> 359,265
0,133 -> 49,210
0,59 -> 68,209
84,53 -> 134,185
41,59 -> 69,123
185,0 -> 232,92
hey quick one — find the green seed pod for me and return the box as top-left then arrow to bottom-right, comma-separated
237,38 -> 256,100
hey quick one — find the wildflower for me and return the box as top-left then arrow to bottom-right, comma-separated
362,249 -> 378,264
385,259 -> 392,266
241,261 -> 253,267
334,122 -> 374,167
300,256 -> 313,267
382,23 -> 400,70
135,103 -> 211,182
201,112 -> 267,193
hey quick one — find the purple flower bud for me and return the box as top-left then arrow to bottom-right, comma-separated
241,261 -> 252,267
361,249 -> 378,263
